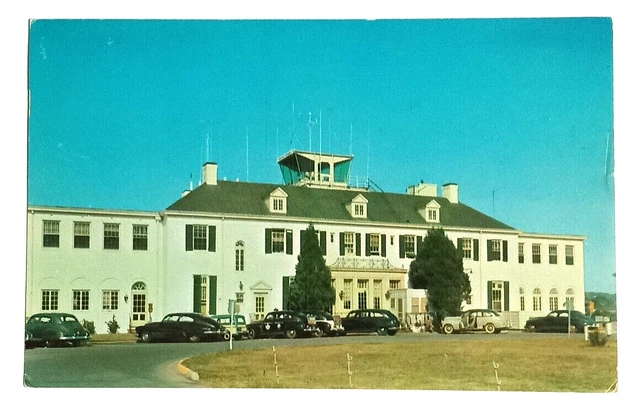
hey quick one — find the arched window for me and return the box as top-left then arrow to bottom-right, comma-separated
519,287 -> 526,311
533,288 -> 542,311
549,288 -> 559,311
565,288 -> 575,309
235,241 -> 245,272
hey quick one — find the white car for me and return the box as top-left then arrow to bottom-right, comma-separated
441,309 -> 509,334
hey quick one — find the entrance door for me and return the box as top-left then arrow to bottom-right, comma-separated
131,281 -> 147,327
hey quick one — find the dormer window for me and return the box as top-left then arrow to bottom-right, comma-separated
349,194 -> 368,218
268,188 -> 288,214
423,199 -> 440,223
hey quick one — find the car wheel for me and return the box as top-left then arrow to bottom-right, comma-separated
525,325 -> 536,333
318,324 -> 327,336
247,328 -> 256,339
140,332 -> 152,343
44,339 -> 56,348
223,331 -> 231,341
484,323 -> 496,334
442,324 -> 454,335
376,326 -> 388,336
387,329 -> 398,336
285,328 -> 297,339
188,334 -> 201,343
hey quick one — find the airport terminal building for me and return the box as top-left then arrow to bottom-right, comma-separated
25,151 -> 586,333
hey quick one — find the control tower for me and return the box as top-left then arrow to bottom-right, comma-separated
277,150 -> 354,190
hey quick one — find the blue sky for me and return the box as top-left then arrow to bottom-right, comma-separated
27,18 -> 615,293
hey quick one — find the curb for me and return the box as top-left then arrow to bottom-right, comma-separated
177,359 -> 200,381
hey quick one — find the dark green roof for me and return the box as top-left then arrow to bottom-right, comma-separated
166,181 -> 514,231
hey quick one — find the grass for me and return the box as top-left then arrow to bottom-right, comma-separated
183,337 -> 618,391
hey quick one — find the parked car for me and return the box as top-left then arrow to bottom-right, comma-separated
524,310 -> 596,333
211,314 -> 248,340
246,310 -> 320,339
302,310 -> 346,336
25,313 -> 91,348
135,312 -> 230,343
341,309 -> 400,336
441,309 -> 508,334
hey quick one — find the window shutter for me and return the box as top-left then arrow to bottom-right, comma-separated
504,281 -> 510,311
365,234 -> 371,256
265,229 -> 272,254
487,240 -> 493,261
282,276 -> 290,310
193,275 -> 201,313
487,280 -> 493,309
320,231 -> 327,256
339,233 -> 345,256
208,226 -> 216,252
457,238 -> 463,256
299,230 -> 305,251
208,275 -> 217,315
186,225 -> 193,252
417,236 -> 424,255
399,235 -> 406,258
286,230 -> 293,255
355,233 -> 361,256
502,240 -> 508,262
381,234 -> 387,257
473,239 -> 479,261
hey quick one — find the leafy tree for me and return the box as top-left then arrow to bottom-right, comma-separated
288,224 -> 335,311
408,228 -> 471,319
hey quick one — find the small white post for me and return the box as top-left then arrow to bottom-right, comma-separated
273,346 -> 279,385
493,361 -> 501,391
347,353 -> 353,388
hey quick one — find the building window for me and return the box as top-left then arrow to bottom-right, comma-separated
103,223 -> 120,250
549,245 -> 558,265
133,224 -> 148,250
193,225 -> 207,250
461,238 -> 472,259
102,290 -> 119,310
491,281 -> 503,312
390,298 -> 395,309
271,230 -> 285,253
350,195 -> 368,218
373,280 -> 382,309
235,241 -> 245,271
549,288 -> 558,311
236,292 -> 244,304
369,233 -> 380,255
466,294 -> 472,305
42,220 -> 60,248
344,232 -> 355,255
357,280 -> 368,310
404,235 -> 416,258
268,188 -> 288,214
73,222 -> 90,249
565,245 -> 574,265
41,289 -> 59,311
272,198 -> 284,212
343,279 -> 352,310
532,288 -> 542,311
519,288 -> 525,311
491,240 -> 501,261
518,243 -> 525,264
72,290 -> 89,311
565,288 -> 575,309
532,244 -> 541,264
255,294 -> 265,320
354,204 -> 365,217
389,280 -> 400,289
428,209 -> 438,221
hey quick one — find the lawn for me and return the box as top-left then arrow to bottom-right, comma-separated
183,337 -> 617,391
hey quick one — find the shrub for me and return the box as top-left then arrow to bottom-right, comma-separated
105,315 -> 120,334
82,319 -> 96,335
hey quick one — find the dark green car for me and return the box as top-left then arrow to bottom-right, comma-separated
25,313 -> 91,348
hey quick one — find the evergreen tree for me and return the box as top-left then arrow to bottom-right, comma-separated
288,224 -> 335,311
408,228 -> 471,318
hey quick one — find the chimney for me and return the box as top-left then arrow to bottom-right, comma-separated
407,182 -> 438,197
203,162 -> 218,186
442,183 -> 459,204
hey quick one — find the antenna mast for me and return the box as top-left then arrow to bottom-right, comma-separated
246,127 -> 249,181
307,112 -> 317,151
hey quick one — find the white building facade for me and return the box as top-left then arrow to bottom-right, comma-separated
25,151 -> 586,333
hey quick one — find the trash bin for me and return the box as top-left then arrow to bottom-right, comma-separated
587,326 -> 608,347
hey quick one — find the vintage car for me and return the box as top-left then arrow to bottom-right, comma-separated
302,310 -> 346,336
246,310 -> 320,339
441,309 -> 508,334
341,309 -> 400,336
211,314 -> 248,340
135,312 -> 230,343
524,310 -> 595,333
25,312 -> 91,348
